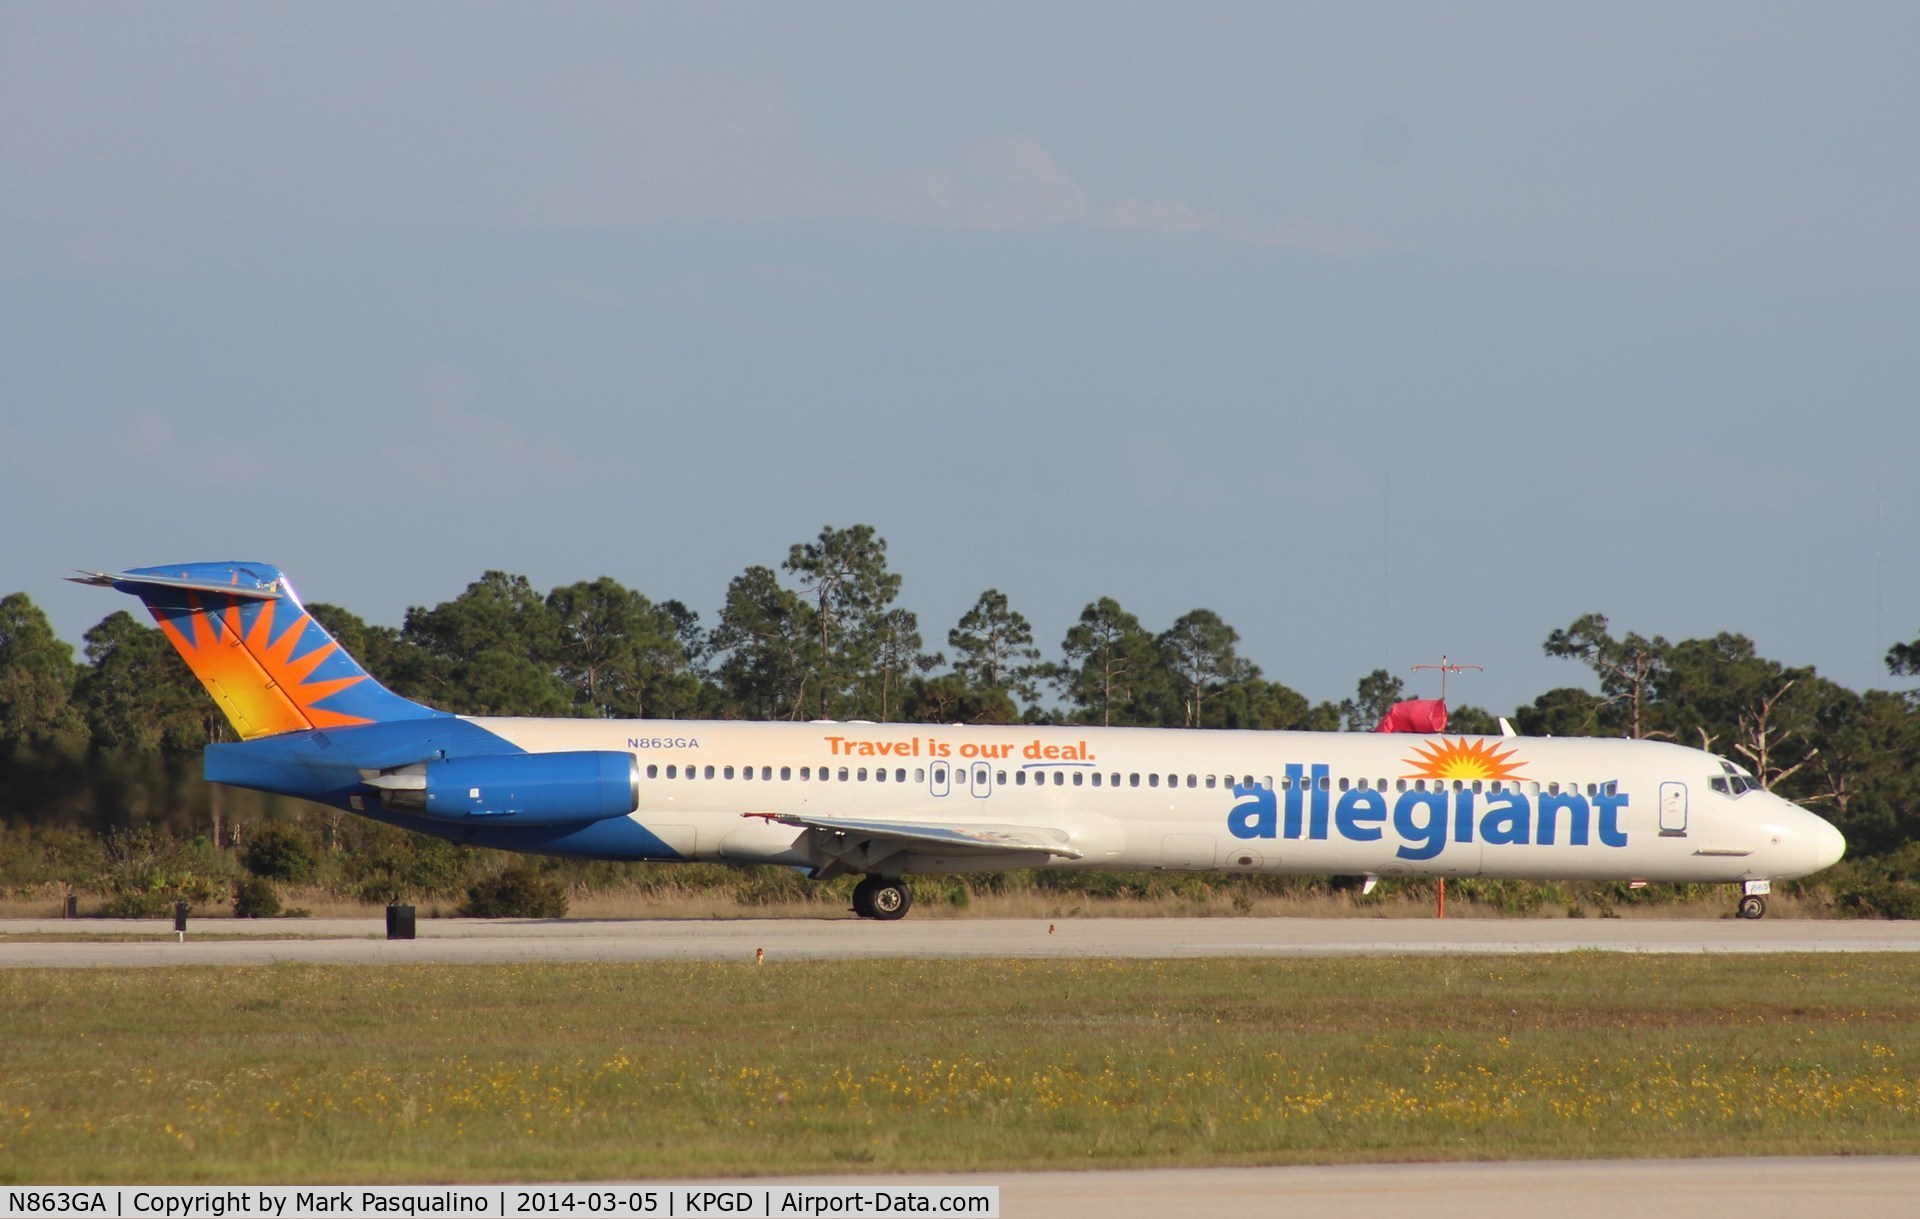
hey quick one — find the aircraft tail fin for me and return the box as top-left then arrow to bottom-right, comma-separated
71,562 -> 439,740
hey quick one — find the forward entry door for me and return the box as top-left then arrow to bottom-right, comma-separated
1659,782 -> 1688,836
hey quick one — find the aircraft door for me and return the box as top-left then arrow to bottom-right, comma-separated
971,761 -> 993,798
929,762 -> 951,798
1659,782 -> 1688,836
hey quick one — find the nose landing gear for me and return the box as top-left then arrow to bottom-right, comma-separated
1735,880 -> 1772,920
852,876 -> 913,920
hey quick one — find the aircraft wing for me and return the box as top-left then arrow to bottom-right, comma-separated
749,812 -> 1083,859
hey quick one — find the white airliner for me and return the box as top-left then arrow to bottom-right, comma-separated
76,562 -> 1847,920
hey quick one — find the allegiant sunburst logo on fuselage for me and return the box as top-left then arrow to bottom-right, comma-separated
1226,739 -> 1629,859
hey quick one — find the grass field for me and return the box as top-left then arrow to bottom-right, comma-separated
3,956 -> 1918,1183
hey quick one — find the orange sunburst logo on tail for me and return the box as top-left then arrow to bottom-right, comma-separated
1402,737 -> 1526,783
151,594 -> 373,739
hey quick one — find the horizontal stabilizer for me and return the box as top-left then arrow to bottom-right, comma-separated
750,812 -> 1083,859
69,569 -> 282,600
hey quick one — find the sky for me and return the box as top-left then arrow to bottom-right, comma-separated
3,2 -> 1917,715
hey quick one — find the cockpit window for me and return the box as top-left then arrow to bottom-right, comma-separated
1710,756 -> 1762,796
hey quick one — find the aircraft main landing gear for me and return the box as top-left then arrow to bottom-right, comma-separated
852,876 -> 913,921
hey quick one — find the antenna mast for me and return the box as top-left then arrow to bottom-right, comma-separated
1410,654 -> 1483,701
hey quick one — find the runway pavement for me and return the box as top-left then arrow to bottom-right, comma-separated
4,914 -> 1920,967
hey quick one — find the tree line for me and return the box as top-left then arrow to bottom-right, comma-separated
3,524 -> 1918,865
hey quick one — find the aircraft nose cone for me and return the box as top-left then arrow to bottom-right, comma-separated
1813,816 -> 1847,871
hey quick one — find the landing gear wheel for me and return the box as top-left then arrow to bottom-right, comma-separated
1737,894 -> 1768,920
852,876 -> 912,920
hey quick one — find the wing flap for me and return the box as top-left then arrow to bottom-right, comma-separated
750,812 -> 1083,860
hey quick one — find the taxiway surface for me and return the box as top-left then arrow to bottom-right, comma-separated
4,915 -> 1919,967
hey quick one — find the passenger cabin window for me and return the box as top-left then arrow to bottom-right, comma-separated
646,764 -> 658,779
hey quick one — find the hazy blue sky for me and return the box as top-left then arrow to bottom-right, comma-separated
4,3 -> 1916,714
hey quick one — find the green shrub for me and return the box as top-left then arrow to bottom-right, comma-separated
232,875 -> 282,918
98,890 -> 171,919
459,866 -> 569,918
241,824 -> 318,883
1839,881 -> 1920,920
92,828 -> 231,914
344,833 -> 483,903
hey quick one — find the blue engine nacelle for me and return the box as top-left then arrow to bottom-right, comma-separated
368,751 -> 638,826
